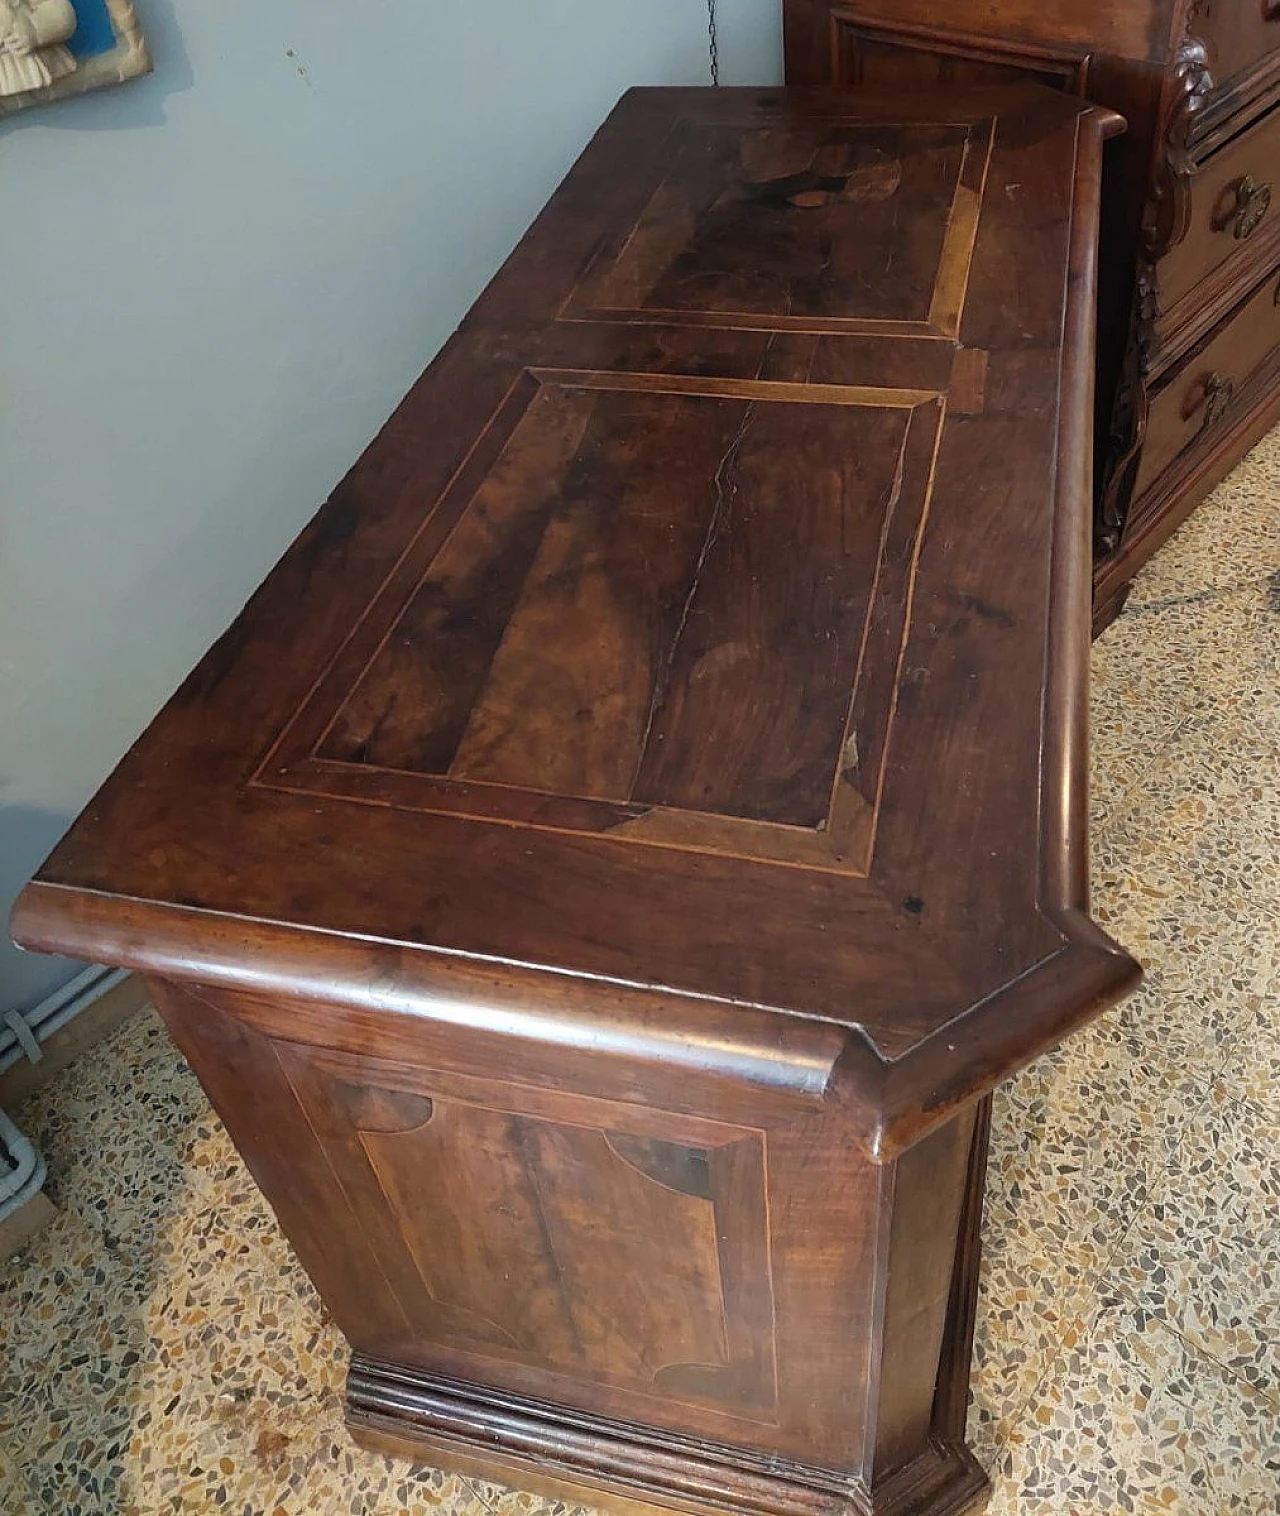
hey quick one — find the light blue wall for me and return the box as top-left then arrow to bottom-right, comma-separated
0,0 -> 783,1014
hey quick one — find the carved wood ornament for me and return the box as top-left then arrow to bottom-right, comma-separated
1099,11 -> 1215,553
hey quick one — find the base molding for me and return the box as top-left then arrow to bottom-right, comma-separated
345,1357 -> 990,1516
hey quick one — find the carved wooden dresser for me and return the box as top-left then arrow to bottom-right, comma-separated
13,86 -> 1140,1516
785,0 -> 1280,630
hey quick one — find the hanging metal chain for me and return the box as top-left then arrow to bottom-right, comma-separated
707,0 -> 720,86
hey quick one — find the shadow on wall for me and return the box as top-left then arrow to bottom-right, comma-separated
0,804 -> 85,1013
0,0 -> 191,132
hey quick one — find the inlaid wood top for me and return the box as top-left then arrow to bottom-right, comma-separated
12,86 -> 1139,1158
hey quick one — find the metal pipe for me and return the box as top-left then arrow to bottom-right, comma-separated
0,1106 -> 47,1215
0,966 -> 128,1076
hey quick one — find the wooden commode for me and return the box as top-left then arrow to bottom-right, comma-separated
785,0 -> 1280,629
13,86 -> 1140,1516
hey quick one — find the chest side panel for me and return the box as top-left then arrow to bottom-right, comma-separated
152,977 -> 884,1469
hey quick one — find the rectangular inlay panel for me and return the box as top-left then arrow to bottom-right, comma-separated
278,1043 -> 778,1421
562,117 -> 995,337
259,371 -> 945,874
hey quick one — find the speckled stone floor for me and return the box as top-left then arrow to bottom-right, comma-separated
2,431 -> 1278,1515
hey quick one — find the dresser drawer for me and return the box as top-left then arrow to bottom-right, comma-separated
1135,259 -> 1280,497
1198,0 -> 1280,92
1157,102 -> 1280,315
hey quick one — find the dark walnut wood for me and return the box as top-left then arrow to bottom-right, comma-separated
11,87 -> 1138,1516
785,0 -> 1280,634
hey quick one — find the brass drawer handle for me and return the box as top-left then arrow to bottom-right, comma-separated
1226,175 -> 1272,240
1186,372 -> 1235,432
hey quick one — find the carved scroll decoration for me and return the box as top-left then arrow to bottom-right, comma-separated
1098,266 -> 1159,556
1098,18 -> 1214,555
1143,31 -> 1214,261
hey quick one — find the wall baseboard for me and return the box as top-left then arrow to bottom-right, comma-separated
0,973 -> 150,1109
0,1187 -> 56,1262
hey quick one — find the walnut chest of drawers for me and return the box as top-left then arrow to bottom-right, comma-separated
13,86 -> 1139,1516
785,0 -> 1280,630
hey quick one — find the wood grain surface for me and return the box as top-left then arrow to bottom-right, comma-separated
12,86 -> 1138,1162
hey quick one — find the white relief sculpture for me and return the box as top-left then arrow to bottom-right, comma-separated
0,0 -> 77,98
0,0 -> 150,118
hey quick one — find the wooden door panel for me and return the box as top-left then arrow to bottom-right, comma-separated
829,25 -> 1087,95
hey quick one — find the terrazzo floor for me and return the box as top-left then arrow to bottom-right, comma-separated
2,430 -> 1278,1515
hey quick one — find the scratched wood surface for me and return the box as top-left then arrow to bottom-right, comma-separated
13,85 -> 1138,1156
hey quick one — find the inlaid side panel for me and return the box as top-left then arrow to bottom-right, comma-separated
150,976 -> 984,1479
276,1044 -> 778,1420
151,977 -> 890,1469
